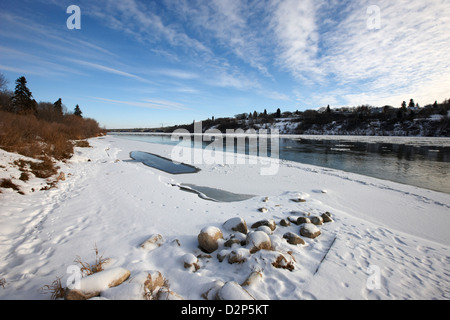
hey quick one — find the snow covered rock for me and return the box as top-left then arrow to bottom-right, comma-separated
246,231 -> 272,253
183,253 -> 200,271
300,223 -> 321,239
216,281 -> 255,300
228,248 -> 250,264
280,218 -> 291,227
251,219 -> 276,231
223,217 -> 248,234
64,267 -> 130,300
241,271 -> 263,287
256,225 -> 273,235
198,226 -> 223,253
201,280 -> 225,300
321,212 -> 333,223
283,232 -> 305,245
140,234 -> 164,251
310,216 -> 324,225
288,216 -> 311,225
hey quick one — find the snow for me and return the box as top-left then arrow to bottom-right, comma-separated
0,135 -> 449,300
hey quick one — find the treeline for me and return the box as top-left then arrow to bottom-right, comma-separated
0,74 -> 106,161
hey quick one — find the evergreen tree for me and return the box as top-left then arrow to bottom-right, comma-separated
11,76 -> 36,115
401,101 -> 407,109
53,98 -> 63,116
74,104 -> 83,117
276,108 -> 281,118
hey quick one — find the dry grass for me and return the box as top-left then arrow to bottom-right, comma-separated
0,111 -> 105,162
143,272 -> 172,300
0,178 -> 20,192
74,245 -> 109,277
40,277 -> 65,300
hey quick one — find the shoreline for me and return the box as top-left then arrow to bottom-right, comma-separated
0,136 -> 449,300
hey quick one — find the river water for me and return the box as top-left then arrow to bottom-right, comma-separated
112,133 -> 450,194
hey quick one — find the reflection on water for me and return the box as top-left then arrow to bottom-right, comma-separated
117,134 -> 450,194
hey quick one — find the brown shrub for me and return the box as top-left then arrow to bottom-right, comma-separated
0,110 -> 105,161
0,178 -> 20,191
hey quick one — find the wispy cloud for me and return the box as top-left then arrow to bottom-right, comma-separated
93,97 -> 189,111
67,59 -> 151,83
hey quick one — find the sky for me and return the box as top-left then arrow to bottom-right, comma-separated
0,0 -> 449,129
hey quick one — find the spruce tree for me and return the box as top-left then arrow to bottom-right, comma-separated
74,104 -> 83,117
11,76 -> 36,115
53,98 -> 63,117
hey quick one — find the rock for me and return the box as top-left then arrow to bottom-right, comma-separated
246,231 -> 272,254
258,207 -> 268,213
271,253 -> 296,271
216,281 -> 255,300
251,219 -> 276,231
224,239 -> 241,248
198,226 -> 223,253
283,232 -> 305,245
156,287 -> 184,300
241,271 -> 263,287
228,248 -> 250,264
263,197 -> 269,202
288,216 -> 311,225
290,198 -> 306,203
300,223 -> 321,239
202,280 -> 225,300
183,253 -> 200,271
280,219 -> 291,227
65,267 -> 130,300
223,217 -> 248,234
256,225 -> 273,235
230,232 -> 247,245
217,249 -> 230,262
310,216 -> 323,225
64,289 -> 89,300
321,212 -> 333,223
140,234 -> 164,251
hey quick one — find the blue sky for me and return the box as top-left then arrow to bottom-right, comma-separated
1,0 -> 449,129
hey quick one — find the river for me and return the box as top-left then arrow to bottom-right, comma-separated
111,133 -> 450,194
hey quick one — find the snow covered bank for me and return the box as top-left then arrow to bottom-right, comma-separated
0,136 -> 449,300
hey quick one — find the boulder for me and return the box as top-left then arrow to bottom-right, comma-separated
280,219 -> 291,227
183,253 -> 199,271
251,219 -> 276,231
300,223 -> 321,239
246,231 -> 272,254
140,234 -> 164,251
216,281 -> 255,300
256,225 -> 273,235
310,216 -> 323,226
241,271 -> 263,287
198,226 -> 223,253
258,207 -> 268,213
321,212 -> 333,223
283,232 -> 305,245
228,248 -> 250,264
201,280 -> 225,300
223,217 -> 248,234
288,216 -> 311,225
64,267 -> 130,300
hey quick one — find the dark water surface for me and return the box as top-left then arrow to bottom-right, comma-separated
116,134 -> 450,194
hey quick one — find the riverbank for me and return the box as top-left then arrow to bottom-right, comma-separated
0,135 -> 449,300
